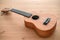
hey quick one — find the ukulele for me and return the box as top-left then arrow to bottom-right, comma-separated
1,8 -> 57,37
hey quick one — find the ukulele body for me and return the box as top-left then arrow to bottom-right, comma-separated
24,13 -> 57,37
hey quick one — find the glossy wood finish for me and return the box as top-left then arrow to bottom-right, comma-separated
24,13 -> 57,37
0,0 -> 60,40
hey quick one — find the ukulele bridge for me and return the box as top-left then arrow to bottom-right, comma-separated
43,18 -> 51,25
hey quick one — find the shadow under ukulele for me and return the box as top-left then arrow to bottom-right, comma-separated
1,8 -> 57,38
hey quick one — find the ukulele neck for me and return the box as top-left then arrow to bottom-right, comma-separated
10,8 -> 32,18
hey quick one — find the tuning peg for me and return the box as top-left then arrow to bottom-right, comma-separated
1,8 -> 10,16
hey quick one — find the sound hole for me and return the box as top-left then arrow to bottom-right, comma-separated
32,15 -> 39,20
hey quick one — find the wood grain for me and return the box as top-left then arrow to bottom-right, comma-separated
0,0 -> 60,40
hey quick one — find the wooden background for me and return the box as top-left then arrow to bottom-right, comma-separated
0,0 -> 60,40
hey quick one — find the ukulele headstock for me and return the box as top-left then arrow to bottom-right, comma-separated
1,8 -> 11,15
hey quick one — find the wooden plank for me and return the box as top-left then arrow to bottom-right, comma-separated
0,0 -> 60,40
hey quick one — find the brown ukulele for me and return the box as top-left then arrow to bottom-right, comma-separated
1,8 -> 57,38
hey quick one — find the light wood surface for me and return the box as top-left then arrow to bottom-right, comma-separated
0,0 -> 60,40
25,13 -> 57,37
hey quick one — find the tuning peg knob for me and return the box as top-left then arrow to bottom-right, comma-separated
1,8 -> 10,16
